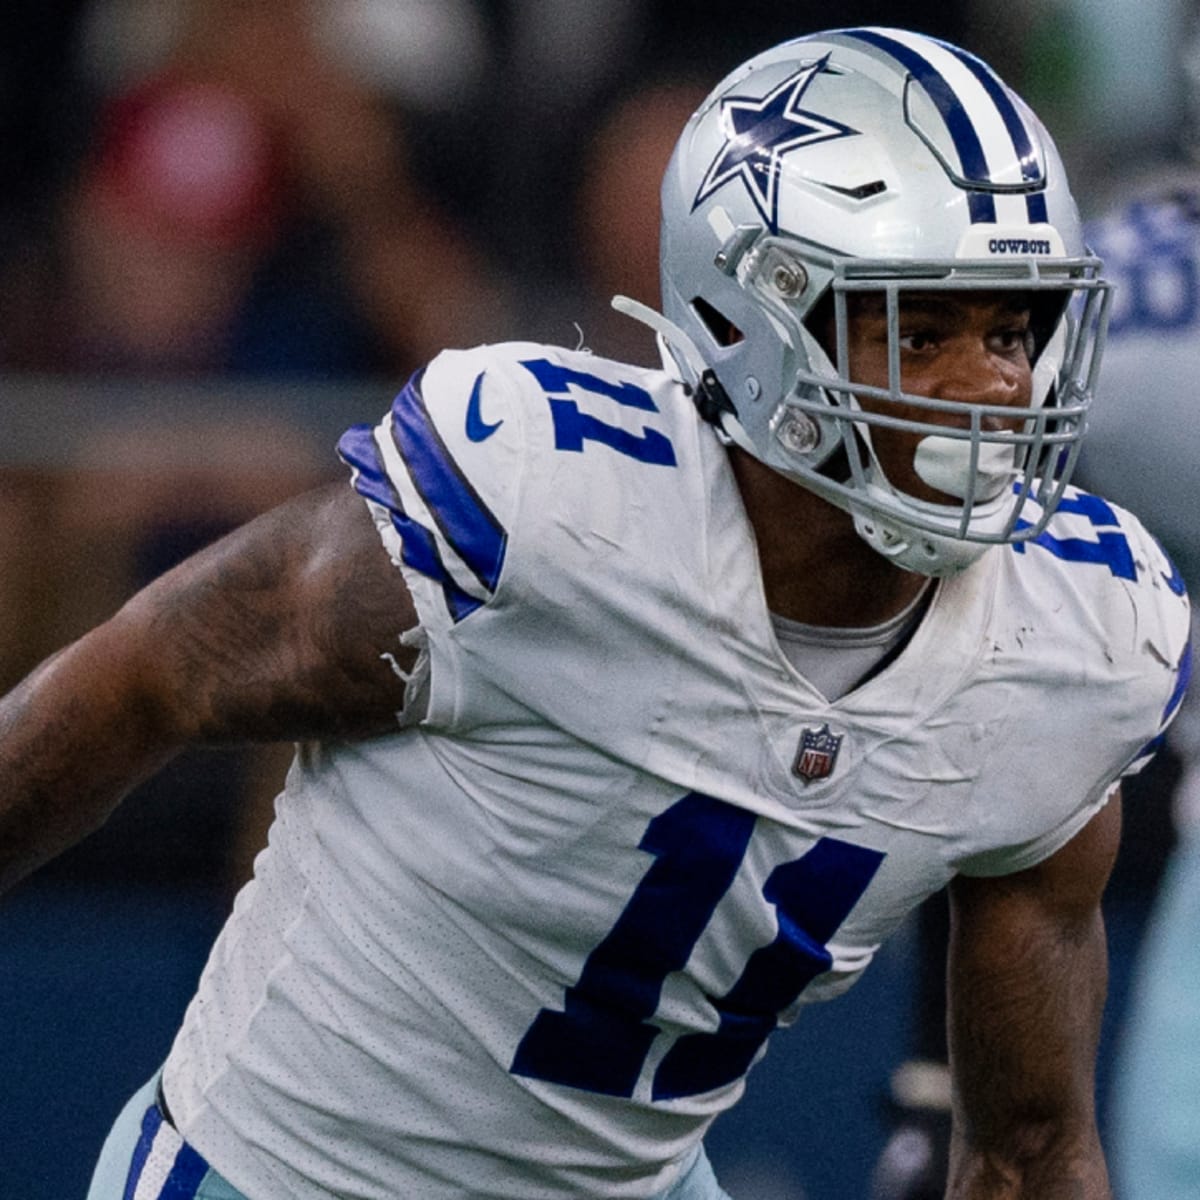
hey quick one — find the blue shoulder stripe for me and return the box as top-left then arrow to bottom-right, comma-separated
387,506 -> 484,623
338,423 -> 485,623
389,370 -> 508,593
338,423 -> 402,513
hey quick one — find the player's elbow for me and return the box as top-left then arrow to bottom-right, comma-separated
949,1111 -> 1108,1197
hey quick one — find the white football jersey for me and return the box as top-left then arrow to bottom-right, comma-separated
162,342 -> 1190,1200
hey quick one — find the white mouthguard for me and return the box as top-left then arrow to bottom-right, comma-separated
913,435 -> 1017,502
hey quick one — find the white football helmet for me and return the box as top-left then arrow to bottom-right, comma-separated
619,26 -> 1111,576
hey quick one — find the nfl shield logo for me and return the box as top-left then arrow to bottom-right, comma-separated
793,723 -> 843,783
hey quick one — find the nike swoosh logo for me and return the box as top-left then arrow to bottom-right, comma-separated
465,371 -> 503,442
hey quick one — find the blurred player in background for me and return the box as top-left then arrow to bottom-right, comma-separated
1079,29 -> 1200,1188
0,27 -> 1188,1200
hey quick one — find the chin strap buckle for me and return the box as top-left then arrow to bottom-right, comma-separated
692,369 -> 737,426
610,293 -> 760,456
610,294 -> 737,430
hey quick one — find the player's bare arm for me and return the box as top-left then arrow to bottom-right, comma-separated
945,797 -> 1122,1199
0,483 -> 414,894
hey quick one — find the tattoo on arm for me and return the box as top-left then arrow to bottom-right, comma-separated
138,482 -> 415,743
0,482 -> 415,892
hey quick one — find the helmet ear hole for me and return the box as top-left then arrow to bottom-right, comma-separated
692,297 -> 744,346
1028,293 -> 1070,361
802,288 -> 839,363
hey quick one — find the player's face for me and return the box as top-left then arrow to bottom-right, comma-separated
842,291 -> 1035,505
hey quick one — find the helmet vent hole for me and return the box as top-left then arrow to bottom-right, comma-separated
844,179 -> 888,200
692,297 -> 744,346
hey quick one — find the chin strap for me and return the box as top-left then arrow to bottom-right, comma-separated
611,295 -> 757,453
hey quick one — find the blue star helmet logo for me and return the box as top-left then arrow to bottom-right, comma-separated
693,57 -> 859,234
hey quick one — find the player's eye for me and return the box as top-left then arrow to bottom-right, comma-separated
991,323 -> 1034,358
898,330 -> 938,352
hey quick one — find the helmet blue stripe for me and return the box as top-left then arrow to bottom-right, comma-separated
842,28 -> 1003,222
843,29 -> 1054,226
966,191 -> 997,223
935,40 -> 1051,225
940,42 -> 1042,183
1026,192 -> 1049,223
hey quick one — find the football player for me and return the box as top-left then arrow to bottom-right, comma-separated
0,27 -> 1188,1200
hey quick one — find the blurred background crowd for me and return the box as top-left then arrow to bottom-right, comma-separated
1,2 -> 1197,1198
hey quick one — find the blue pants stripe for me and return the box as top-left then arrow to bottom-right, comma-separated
93,1075 -> 243,1200
122,1106 -> 163,1200
162,1139 -> 211,1199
